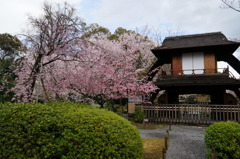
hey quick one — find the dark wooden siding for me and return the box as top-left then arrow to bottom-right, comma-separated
204,52 -> 217,74
172,53 -> 182,75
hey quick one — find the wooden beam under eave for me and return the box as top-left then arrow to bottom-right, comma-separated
224,55 -> 240,75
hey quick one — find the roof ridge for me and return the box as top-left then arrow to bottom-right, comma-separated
165,32 -> 223,40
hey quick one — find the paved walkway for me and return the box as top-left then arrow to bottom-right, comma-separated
139,125 -> 207,159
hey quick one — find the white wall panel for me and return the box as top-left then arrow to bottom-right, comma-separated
182,53 -> 193,74
182,52 -> 204,74
193,52 -> 204,74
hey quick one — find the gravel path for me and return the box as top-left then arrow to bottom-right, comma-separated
139,125 -> 207,159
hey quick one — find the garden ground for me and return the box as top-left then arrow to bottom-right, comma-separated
139,124 -> 207,159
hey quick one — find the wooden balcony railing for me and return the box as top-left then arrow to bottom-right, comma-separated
136,104 -> 240,125
161,67 -> 235,78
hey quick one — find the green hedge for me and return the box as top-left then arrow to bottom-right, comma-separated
204,121 -> 240,159
0,102 -> 143,159
134,108 -> 145,123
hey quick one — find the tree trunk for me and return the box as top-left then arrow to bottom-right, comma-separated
26,54 -> 43,101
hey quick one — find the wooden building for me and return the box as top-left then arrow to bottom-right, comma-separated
148,32 -> 240,105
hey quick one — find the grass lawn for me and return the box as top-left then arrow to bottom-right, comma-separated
130,121 -> 166,158
143,138 -> 165,159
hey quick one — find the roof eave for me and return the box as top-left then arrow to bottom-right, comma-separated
152,42 -> 240,52
151,43 -> 240,59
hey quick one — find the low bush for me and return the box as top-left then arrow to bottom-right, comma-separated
204,121 -> 240,159
0,102 -> 143,159
134,107 -> 145,123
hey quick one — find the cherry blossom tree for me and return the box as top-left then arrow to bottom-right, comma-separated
76,33 -> 157,106
14,2 -> 158,105
15,32 -> 158,105
14,2 -> 87,102
29,33 -> 158,106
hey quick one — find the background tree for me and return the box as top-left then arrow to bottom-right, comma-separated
108,27 -> 134,40
0,33 -> 22,102
82,23 -> 110,39
0,33 -> 22,60
149,26 -> 183,47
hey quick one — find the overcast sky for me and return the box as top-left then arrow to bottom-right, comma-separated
1,0 -> 240,37
1,0 -> 240,76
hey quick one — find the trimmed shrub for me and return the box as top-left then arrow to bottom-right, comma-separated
0,102 -> 143,159
134,108 -> 145,123
204,121 -> 240,159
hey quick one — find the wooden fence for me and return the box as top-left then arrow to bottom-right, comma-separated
136,104 -> 240,125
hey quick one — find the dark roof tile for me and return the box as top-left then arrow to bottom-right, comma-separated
160,32 -> 237,49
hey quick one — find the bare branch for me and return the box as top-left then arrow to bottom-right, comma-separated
221,0 -> 240,12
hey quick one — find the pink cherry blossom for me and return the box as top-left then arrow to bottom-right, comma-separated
14,23 -> 158,105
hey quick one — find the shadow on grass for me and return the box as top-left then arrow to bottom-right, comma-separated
131,121 -> 165,130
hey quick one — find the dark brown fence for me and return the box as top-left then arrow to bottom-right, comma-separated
136,104 -> 240,125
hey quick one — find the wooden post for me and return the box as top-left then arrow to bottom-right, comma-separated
166,130 -> 169,138
143,119 -> 148,129
212,148 -> 216,159
162,148 -> 166,159
164,136 -> 168,150
169,123 -> 172,131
